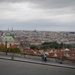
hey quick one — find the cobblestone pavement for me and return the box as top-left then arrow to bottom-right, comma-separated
0,59 -> 75,75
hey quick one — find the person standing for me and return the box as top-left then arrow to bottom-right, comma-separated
44,54 -> 47,62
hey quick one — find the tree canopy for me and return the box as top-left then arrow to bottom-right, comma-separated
41,42 -> 72,49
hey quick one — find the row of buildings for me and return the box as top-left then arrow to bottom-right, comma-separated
0,30 -> 75,48
0,30 -> 75,60
23,48 -> 75,60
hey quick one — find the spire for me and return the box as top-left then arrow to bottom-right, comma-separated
6,27 -> 10,36
10,27 -> 14,38
12,27 -> 13,32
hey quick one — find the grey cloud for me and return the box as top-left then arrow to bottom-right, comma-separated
30,0 -> 75,9
0,0 -> 75,9
0,0 -> 75,31
0,0 -> 27,2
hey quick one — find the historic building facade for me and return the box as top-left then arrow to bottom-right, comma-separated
2,32 -> 14,48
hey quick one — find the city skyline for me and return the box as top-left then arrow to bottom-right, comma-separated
0,0 -> 75,31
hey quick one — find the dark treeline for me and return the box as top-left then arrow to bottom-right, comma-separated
41,42 -> 72,49
30,42 -> 74,50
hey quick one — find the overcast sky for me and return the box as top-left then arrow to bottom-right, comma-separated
0,0 -> 75,31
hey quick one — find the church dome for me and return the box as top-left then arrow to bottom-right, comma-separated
10,32 -> 14,38
3,36 -> 14,42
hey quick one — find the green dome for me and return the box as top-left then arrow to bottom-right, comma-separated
10,33 -> 14,38
3,36 -> 14,41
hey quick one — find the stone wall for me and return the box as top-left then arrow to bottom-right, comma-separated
0,52 -> 75,65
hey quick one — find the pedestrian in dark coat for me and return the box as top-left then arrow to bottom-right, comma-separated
44,54 -> 47,62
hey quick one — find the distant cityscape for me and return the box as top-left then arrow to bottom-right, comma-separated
0,30 -> 75,45
0,30 -> 75,60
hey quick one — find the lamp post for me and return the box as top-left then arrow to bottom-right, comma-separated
5,41 -> 7,55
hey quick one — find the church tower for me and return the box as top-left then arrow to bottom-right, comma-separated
2,29 -> 14,48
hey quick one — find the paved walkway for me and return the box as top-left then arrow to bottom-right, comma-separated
0,55 -> 75,69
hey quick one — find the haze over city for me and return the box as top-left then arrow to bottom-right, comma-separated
0,0 -> 75,31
